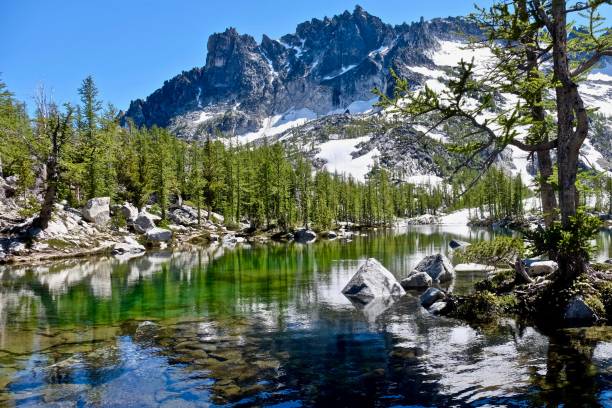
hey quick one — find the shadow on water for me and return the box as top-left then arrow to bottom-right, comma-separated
0,227 -> 610,406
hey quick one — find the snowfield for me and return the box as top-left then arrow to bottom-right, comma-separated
233,108 -> 318,144
315,136 -> 379,181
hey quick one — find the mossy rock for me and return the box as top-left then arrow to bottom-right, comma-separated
448,291 -> 518,323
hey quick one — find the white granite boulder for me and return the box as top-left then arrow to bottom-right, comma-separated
342,258 -> 405,303
144,227 -> 172,243
82,197 -> 110,225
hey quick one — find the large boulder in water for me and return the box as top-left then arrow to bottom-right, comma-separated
401,272 -> 432,289
413,254 -> 455,283
342,258 -> 405,303
420,287 -> 446,308
294,229 -> 317,244
82,197 -> 110,225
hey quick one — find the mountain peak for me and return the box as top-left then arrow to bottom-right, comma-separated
124,11 -> 480,133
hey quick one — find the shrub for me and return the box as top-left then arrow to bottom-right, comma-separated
454,236 -> 524,267
18,196 -> 41,218
111,211 -> 127,229
525,208 -> 601,261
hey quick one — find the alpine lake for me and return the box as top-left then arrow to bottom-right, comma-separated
0,225 -> 610,407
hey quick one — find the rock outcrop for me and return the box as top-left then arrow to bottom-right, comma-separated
119,202 -> 139,222
449,240 -> 470,250
564,297 -> 598,325
528,260 -> 558,277
420,287 -> 446,309
112,237 -> 145,257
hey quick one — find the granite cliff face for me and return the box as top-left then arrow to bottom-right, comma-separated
123,7 -> 478,136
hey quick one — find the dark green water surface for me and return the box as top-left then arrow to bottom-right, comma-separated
0,226 -> 610,407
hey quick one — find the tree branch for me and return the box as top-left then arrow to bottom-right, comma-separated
509,137 -> 558,151
571,49 -> 612,77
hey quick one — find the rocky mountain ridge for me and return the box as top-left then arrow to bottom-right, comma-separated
123,7 -> 479,136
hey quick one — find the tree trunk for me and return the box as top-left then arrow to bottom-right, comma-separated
33,144 -> 59,231
518,0 -> 558,228
550,0 -> 590,281
537,150 -> 558,227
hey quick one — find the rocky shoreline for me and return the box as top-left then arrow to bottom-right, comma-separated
0,195 -> 364,265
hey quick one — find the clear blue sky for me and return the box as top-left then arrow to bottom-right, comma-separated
2,1 -> 609,112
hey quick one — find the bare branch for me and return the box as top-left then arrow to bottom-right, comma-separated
509,137 -> 558,151
571,49 -> 612,77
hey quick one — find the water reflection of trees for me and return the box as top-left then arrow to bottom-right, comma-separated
0,229 -> 610,405
528,328 -> 612,407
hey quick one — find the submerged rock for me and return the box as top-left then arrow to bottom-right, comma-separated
413,254 -> 455,283
134,320 -> 159,342
420,287 -> 446,308
564,296 -> 598,325
401,271 -> 432,289
294,229 -> 317,244
82,197 -> 110,225
348,295 -> 399,322
342,258 -> 405,303
325,231 -> 338,239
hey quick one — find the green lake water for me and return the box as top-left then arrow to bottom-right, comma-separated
0,226 -> 610,407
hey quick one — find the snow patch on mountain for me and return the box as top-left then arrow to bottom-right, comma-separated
412,124 -> 447,143
316,136 -> 380,181
322,64 -> 358,81
405,174 -> 444,185
429,40 -> 493,72
327,97 -> 379,115
580,139 -> 606,172
407,66 -> 446,78
579,74 -> 612,116
234,108 -> 318,144
194,111 -> 220,124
